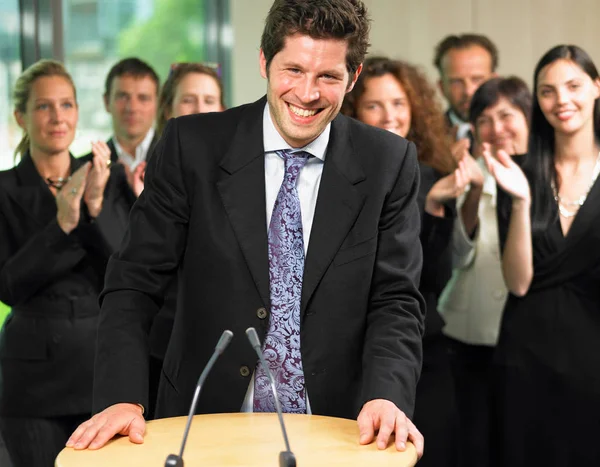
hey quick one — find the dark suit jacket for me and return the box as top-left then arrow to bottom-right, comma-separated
92,135 -> 176,363
0,152 -> 132,417
93,97 -> 426,420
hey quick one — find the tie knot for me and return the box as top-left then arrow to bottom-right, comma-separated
277,149 -> 310,172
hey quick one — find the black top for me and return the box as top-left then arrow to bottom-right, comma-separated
496,164 -> 600,380
417,162 -> 456,339
494,165 -> 600,463
0,152 -> 132,417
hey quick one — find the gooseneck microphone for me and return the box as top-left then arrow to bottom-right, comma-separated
165,329 -> 234,467
245,327 -> 296,467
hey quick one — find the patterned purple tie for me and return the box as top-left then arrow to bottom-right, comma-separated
253,149 -> 310,413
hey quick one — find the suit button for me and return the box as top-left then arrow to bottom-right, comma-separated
240,365 -> 250,377
256,307 -> 268,319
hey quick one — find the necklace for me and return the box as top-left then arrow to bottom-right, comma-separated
46,176 -> 71,190
552,151 -> 600,218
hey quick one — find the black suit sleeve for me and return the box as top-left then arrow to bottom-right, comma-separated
360,141 -> 425,417
75,166 -> 135,260
93,119 -> 190,413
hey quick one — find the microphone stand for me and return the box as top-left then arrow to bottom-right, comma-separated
165,329 -> 234,467
246,327 -> 296,467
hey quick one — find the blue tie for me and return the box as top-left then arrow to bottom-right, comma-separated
253,149 -> 310,413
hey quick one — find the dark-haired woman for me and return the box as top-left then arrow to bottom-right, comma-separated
438,76 -> 531,467
485,45 -> 600,466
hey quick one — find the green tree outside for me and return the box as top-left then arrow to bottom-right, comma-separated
0,0 -> 209,328
118,0 -> 206,83
0,302 -> 9,324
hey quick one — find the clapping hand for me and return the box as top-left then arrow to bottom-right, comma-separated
122,160 -> 146,198
425,158 -> 471,217
56,162 -> 91,234
450,137 -> 471,163
481,143 -> 531,203
84,141 -> 112,217
461,150 -> 485,189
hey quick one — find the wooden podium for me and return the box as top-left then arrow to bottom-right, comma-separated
56,413 -> 418,466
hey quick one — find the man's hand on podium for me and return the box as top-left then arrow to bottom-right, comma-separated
357,399 -> 424,459
66,403 -> 146,450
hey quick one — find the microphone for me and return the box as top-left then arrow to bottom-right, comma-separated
245,327 -> 296,467
165,329 -> 234,467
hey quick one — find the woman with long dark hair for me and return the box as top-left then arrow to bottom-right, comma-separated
485,45 -> 600,465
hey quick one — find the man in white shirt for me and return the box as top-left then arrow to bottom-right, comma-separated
433,34 -> 498,154
103,57 -> 160,198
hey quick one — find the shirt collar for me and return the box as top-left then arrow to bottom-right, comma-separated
113,127 -> 155,163
448,109 -> 468,127
262,103 -> 329,161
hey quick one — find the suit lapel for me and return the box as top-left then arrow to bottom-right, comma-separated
107,138 -> 119,163
301,115 -> 366,314
216,98 -> 271,306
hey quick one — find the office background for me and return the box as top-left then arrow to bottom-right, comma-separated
1,0 -> 599,321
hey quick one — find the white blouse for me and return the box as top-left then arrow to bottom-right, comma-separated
438,160 -> 508,346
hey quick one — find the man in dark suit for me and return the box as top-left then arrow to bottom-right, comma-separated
68,0 -> 425,457
433,34 -> 498,155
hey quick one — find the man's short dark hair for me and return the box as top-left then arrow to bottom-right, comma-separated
260,0 -> 370,75
433,34 -> 498,75
104,57 -> 160,97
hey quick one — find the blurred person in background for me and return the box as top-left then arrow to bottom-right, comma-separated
100,57 -> 160,200
438,76 -> 531,467
155,62 -> 225,136
0,59 -> 131,466
147,62 -> 226,419
434,34 -> 499,162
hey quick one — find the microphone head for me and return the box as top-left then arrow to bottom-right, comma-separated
279,450 -> 297,467
165,454 -> 184,467
245,327 -> 262,349
215,329 -> 234,354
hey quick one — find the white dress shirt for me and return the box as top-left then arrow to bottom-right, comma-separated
438,159 -> 508,346
448,109 -> 472,141
113,127 -> 155,170
240,103 -> 330,413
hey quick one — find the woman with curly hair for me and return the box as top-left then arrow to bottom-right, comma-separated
343,56 -> 480,467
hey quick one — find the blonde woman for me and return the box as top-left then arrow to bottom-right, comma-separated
0,60 -> 130,466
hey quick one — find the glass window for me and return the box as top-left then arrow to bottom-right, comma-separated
62,0 -> 207,155
0,1 -> 22,171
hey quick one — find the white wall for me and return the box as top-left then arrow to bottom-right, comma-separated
230,0 -> 600,107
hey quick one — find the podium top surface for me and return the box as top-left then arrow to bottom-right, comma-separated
56,412 -> 418,466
